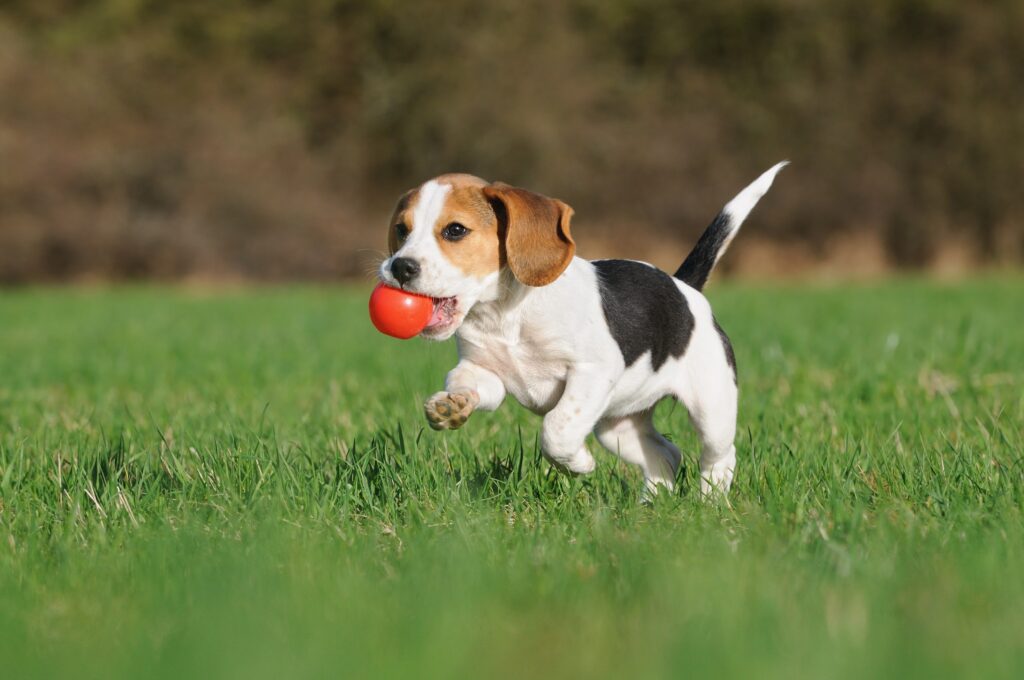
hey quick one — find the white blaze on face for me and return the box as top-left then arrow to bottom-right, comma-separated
388,179 -> 464,297
410,180 -> 450,242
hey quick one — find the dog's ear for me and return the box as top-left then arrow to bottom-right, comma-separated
483,183 -> 575,287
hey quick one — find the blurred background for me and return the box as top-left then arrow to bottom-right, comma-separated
1,0 -> 1021,284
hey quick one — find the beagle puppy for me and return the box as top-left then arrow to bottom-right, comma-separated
379,162 -> 786,496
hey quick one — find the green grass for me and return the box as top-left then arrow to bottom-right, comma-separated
1,279 -> 1022,679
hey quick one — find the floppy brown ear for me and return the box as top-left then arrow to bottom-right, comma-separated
483,183 -> 575,287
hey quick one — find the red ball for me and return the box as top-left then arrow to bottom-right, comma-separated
368,283 -> 434,339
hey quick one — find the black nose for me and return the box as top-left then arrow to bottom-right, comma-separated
390,257 -> 421,286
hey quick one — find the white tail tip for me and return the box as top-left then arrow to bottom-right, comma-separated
723,160 -> 789,224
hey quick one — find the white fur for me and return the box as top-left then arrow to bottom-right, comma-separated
386,166 -> 783,496
714,160 -> 789,267
450,261 -> 737,495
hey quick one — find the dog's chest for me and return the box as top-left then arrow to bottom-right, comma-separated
457,321 -> 568,414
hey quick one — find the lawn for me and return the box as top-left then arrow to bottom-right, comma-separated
1,279 -> 1022,679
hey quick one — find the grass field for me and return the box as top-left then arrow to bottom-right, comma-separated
1,279 -> 1022,679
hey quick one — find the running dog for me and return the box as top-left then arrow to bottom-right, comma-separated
378,162 -> 786,495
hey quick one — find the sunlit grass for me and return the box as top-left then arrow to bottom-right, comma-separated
1,279 -> 1022,679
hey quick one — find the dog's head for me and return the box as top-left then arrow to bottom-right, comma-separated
378,173 -> 575,340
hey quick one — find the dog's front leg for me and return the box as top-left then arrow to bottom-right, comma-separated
541,369 -> 614,475
424,360 -> 505,431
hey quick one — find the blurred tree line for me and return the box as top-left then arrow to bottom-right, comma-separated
1,0 -> 1022,281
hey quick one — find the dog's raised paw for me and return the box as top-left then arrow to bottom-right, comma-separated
424,391 -> 478,430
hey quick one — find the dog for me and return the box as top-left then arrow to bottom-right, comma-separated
378,162 -> 786,496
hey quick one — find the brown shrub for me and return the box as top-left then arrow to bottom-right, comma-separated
0,1 -> 1022,282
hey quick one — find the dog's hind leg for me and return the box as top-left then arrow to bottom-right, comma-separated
594,412 -> 681,495
678,380 -> 738,498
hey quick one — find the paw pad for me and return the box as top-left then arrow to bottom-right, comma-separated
424,391 -> 477,431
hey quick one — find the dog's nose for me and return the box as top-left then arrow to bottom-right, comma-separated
390,257 -> 421,286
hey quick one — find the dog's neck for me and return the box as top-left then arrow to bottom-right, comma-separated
461,269 -> 530,332
459,260 -> 582,342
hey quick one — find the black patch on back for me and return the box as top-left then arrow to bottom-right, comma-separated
713,317 -> 738,384
594,260 -> 694,371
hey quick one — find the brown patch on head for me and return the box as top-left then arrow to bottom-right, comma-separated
433,180 -> 502,278
435,173 -> 489,189
387,174 -> 573,285
387,174 -> 492,259
483,183 -> 575,286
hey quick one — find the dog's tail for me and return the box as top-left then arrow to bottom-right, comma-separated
674,161 -> 788,291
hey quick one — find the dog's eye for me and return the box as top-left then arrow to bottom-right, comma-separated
441,222 -> 469,242
394,223 -> 410,241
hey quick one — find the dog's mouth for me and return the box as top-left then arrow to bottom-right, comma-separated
422,296 -> 460,337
